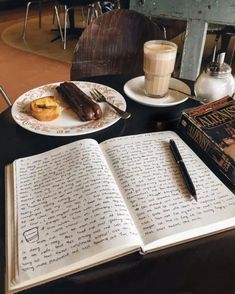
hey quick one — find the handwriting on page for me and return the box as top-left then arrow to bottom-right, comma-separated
102,133 -> 235,245
16,140 -> 138,277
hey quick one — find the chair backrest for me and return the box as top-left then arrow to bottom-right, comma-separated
70,9 -> 165,80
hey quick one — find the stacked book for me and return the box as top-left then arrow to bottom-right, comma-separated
179,96 -> 235,185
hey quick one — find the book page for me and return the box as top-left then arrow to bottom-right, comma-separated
13,139 -> 140,283
101,131 -> 235,248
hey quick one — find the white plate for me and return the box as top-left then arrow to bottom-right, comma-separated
124,76 -> 191,107
11,81 -> 126,136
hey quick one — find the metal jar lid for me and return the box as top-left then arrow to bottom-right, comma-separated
205,52 -> 232,77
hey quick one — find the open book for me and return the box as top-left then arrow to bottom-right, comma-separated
5,131 -> 235,293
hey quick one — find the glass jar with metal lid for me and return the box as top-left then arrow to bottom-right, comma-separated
194,53 -> 235,103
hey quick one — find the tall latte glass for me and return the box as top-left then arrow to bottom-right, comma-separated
144,40 -> 177,98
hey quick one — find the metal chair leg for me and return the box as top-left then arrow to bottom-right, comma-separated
0,86 -> 12,108
87,4 -> 100,26
86,5 -> 92,26
56,3 -> 101,50
93,5 -> 99,18
81,6 -> 86,27
162,26 -> 167,40
54,4 -> 71,49
22,1 -> 32,40
96,2 -> 102,15
116,0 -> 121,9
64,5 -> 68,50
22,0 -> 45,40
52,0 -> 61,24
54,5 -> 64,42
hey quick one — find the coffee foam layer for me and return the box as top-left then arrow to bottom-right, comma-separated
144,43 -> 177,60
145,44 -> 175,52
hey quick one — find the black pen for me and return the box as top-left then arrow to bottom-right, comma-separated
169,139 -> 197,201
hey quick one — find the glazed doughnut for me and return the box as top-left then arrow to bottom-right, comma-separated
30,96 -> 61,121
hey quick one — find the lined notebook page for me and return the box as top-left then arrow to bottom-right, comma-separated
101,131 -> 235,248
13,139 -> 140,282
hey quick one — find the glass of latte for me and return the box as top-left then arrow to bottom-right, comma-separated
144,40 -> 177,98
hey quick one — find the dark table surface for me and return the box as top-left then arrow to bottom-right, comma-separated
1,75 -> 235,294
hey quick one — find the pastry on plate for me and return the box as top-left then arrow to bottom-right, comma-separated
30,96 -> 61,121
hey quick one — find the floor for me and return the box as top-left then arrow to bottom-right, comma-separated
0,5 -> 70,112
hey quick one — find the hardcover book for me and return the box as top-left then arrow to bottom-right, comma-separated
178,96 -> 235,184
5,131 -> 235,294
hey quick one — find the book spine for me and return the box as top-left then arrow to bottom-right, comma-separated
179,114 -> 235,185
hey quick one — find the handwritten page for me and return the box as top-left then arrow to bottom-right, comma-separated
14,139 -> 140,281
101,131 -> 235,246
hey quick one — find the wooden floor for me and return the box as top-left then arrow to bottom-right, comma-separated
0,5 -> 70,112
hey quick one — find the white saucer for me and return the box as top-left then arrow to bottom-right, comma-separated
124,76 -> 191,107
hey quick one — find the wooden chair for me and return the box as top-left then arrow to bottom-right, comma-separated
70,9 -> 165,80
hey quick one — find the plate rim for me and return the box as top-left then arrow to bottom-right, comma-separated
11,81 -> 126,137
123,76 -> 191,107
